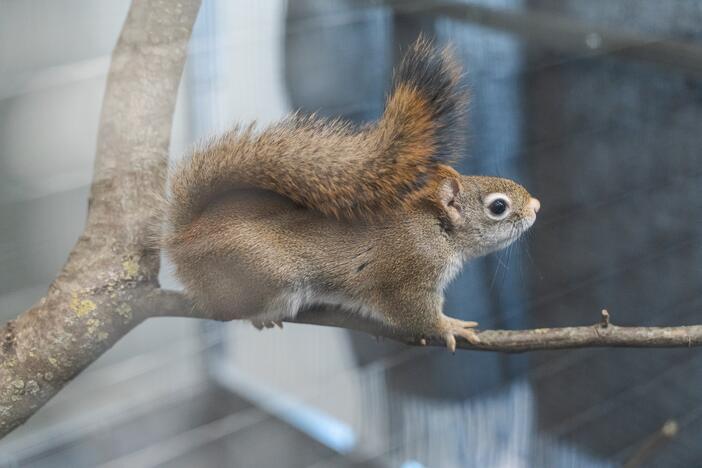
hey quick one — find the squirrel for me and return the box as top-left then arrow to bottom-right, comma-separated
164,38 -> 540,352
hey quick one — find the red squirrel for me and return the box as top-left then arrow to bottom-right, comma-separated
164,38 -> 540,351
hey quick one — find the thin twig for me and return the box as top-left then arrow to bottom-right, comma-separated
149,292 -> 702,353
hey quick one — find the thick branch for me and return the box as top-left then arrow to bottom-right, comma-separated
0,0 -> 201,437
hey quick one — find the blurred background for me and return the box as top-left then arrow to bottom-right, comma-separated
1,0 -> 702,466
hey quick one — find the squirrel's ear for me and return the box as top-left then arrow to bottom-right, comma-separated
436,176 -> 464,227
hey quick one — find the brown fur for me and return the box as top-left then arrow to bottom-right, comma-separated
164,39 -> 540,350
167,37 -> 467,232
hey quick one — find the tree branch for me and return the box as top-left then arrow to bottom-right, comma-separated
294,307 -> 702,352
0,0 -> 202,437
149,293 -> 702,353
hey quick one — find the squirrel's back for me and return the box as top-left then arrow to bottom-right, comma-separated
166,37 -> 467,237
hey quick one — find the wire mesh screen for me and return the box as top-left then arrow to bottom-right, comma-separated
1,1 -> 701,467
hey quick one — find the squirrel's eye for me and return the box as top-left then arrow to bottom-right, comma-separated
483,192 -> 512,221
488,199 -> 507,215
484,193 -> 512,220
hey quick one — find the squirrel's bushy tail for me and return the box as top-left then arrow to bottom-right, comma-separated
168,36 -> 466,233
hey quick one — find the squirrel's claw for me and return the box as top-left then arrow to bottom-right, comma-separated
445,334 -> 457,353
441,316 -> 480,352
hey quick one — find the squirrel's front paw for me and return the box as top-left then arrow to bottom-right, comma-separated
251,320 -> 284,331
439,316 -> 480,352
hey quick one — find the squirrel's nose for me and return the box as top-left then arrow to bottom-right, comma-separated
528,197 -> 541,214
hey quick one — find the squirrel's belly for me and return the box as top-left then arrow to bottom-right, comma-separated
253,285 -> 381,322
